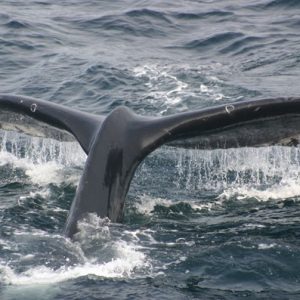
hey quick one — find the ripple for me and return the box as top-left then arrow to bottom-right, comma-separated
74,13 -> 168,37
183,32 -> 244,51
220,36 -> 264,55
4,19 -> 29,29
125,8 -> 172,24
263,0 -> 300,9
172,10 -> 234,20
0,38 -> 36,51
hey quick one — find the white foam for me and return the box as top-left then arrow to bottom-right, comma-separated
258,243 -> 277,250
74,214 -> 112,244
133,64 -> 229,114
135,194 -> 214,215
1,243 -> 147,285
199,83 -> 225,101
218,180 -> 300,202
1,217 -> 151,286
0,151 -> 64,185
0,131 -> 86,186
18,188 -> 51,207
134,146 -> 300,210
135,195 -> 174,214
200,84 -> 209,93
133,64 -> 188,110
26,162 -> 64,185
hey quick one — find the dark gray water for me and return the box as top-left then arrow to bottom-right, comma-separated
1,0 -> 300,299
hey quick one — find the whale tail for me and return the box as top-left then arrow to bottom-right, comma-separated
1,94 -> 300,237
0,94 -> 104,154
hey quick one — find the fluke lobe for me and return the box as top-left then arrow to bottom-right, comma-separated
0,94 -> 300,237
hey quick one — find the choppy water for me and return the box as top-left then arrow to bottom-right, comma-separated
1,0 -> 300,299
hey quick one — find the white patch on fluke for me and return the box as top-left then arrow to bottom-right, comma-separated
30,103 -> 37,113
225,104 -> 235,114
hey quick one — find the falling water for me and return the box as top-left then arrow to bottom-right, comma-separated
0,129 -> 86,166
172,146 -> 300,191
133,145 -> 300,203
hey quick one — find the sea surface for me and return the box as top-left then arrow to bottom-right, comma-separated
1,0 -> 300,299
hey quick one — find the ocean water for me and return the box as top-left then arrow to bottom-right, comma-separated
1,0 -> 300,299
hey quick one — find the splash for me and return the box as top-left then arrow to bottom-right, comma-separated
0,242 -> 147,285
135,194 -> 214,215
219,180 -> 300,202
0,130 -> 86,166
0,130 -> 86,185
134,145 -> 300,204
134,195 -> 174,215
0,215 -> 151,286
170,146 -> 300,192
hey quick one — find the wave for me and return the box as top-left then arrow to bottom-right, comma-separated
4,19 -> 29,29
74,11 -> 170,37
0,38 -> 36,51
183,32 -> 244,51
125,8 -> 172,24
220,36 -> 264,55
257,0 -> 300,9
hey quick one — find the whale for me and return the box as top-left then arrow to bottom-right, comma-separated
0,94 -> 300,237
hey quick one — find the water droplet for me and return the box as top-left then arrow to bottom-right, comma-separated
30,103 -> 37,112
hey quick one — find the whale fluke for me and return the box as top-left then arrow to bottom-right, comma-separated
0,94 -> 300,237
0,94 -> 103,154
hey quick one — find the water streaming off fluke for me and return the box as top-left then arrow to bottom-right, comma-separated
133,145 -> 300,203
